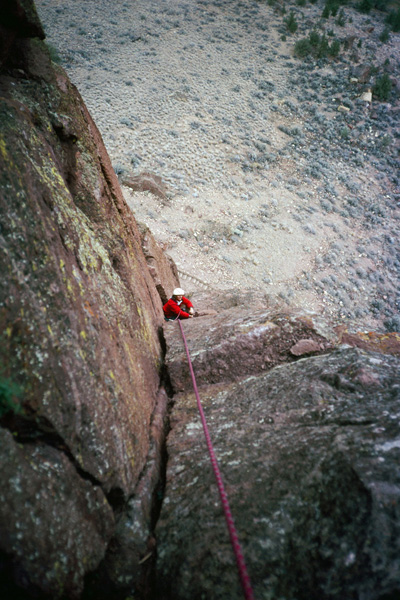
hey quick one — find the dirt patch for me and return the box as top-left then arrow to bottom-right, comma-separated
37,0 -> 400,332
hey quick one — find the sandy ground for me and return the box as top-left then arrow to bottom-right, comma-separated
36,0 -> 400,330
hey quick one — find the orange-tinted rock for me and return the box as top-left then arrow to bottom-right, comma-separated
336,327 -> 400,356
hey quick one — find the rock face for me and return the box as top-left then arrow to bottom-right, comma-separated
0,2 -> 175,597
139,223 -> 180,305
0,428 -> 114,599
156,343 -> 400,600
164,306 -> 335,393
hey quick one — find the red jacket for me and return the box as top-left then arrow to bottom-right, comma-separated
163,296 -> 193,320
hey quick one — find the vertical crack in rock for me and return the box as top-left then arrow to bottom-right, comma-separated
83,383 -> 173,600
1,411 -> 104,490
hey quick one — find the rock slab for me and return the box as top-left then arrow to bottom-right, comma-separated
156,348 -> 400,600
164,305 -> 334,392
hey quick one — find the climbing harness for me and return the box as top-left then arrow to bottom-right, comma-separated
177,319 -> 255,600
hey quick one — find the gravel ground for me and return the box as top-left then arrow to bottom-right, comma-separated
36,0 -> 400,331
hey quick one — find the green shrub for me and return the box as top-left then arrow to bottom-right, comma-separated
294,31 -> 341,59
379,134 -> 392,148
46,42 -> 62,64
322,0 -> 346,18
317,34 -> 330,57
294,38 -> 312,57
297,0 -> 307,5
340,126 -> 350,139
329,38 -> 341,56
358,0 -> 374,12
309,29 -> 320,46
359,0 -> 388,12
0,376 -> 22,418
386,8 -> 400,32
331,3 -> 340,16
373,72 -> 392,101
336,8 -> 346,25
379,27 -> 390,42
285,11 -> 298,33
322,4 -> 331,17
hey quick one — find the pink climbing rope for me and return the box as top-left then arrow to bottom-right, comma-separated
177,319 -> 255,600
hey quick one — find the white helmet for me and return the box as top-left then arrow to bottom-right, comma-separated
173,288 -> 185,296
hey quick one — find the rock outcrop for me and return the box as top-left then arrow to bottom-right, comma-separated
139,223 -> 180,305
164,305 -> 335,393
123,172 -> 169,202
0,1 -> 175,597
157,320 -> 400,599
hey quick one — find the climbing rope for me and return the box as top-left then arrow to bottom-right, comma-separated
177,319 -> 255,600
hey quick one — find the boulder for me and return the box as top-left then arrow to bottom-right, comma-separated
360,89 -> 372,103
156,348 -> 400,600
350,63 -> 373,84
289,338 -> 321,356
122,172 -> 169,201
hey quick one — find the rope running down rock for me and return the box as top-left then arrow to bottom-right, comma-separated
177,319 -> 255,600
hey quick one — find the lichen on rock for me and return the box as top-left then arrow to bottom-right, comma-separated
0,1 -> 176,597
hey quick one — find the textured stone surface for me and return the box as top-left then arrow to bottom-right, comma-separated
156,348 -> 400,600
336,327 -> 400,356
0,2 -> 173,597
0,21 -> 164,497
0,428 -> 113,599
2,3 -> 399,599
86,388 -> 169,599
122,172 -> 168,201
289,338 -> 321,356
0,0 -> 44,67
139,223 -> 180,305
164,305 -> 334,392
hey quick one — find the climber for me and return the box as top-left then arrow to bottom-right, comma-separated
163,288 -> 195,321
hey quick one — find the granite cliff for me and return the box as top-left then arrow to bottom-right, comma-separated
1,2 -> 400,600
0,1 -> 178,597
